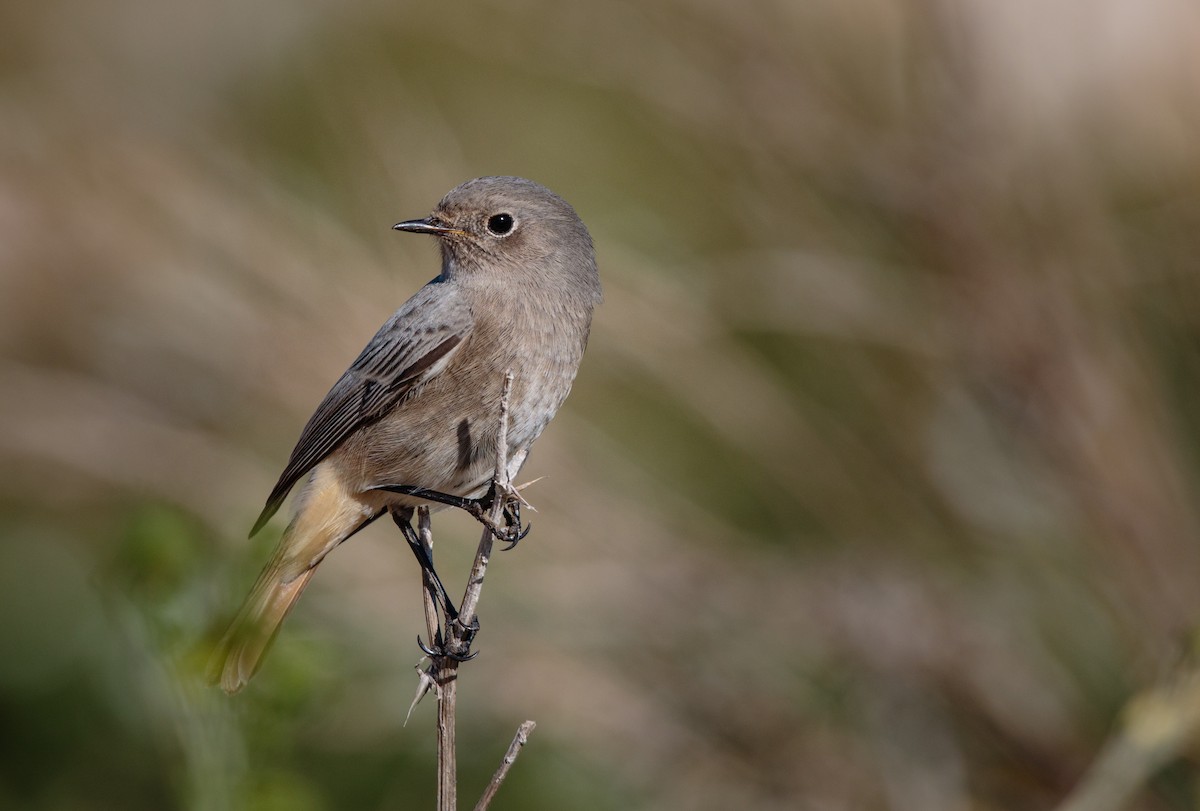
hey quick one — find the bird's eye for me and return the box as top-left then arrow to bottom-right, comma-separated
486,213 -> 515,235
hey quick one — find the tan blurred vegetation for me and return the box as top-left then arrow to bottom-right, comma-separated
3,0 -> 1200,809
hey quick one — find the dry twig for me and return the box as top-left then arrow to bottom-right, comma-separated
473,720 -> 537,811
411,370 -> 534,811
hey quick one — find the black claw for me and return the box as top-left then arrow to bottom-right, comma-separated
460,615 -> 481,638
417,634 -> 441,657
500,522 -> 531,551
416,635 -> 479,662
491,492 -> 530,548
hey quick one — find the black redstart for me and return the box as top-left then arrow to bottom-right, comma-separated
210,176 -> 601,694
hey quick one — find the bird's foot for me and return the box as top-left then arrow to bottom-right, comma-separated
417,615 -> 480,661
476,482 -> 531,550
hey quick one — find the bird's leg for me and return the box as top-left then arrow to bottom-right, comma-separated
374,483 -> 531,548
390,509 -> 457,620
389,508 -> 479,662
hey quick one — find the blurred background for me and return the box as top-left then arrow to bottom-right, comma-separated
3,0 -> 1200,808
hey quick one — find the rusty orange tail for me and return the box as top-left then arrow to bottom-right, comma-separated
208,466 -> 378,694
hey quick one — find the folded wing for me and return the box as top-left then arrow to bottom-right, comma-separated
250,280 -> 473,536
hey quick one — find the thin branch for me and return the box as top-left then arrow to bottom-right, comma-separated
455,370 -> 515,636
432,369 -> 517,811
473,720 -> 536,811
436,666 -> 457,811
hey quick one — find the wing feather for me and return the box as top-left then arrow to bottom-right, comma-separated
250,281 -> 472,536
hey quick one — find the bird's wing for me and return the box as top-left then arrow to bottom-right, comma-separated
250,280 -> 472,536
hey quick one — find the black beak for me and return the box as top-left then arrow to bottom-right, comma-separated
392,218 -> 462,236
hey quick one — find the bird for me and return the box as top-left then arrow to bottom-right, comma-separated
208,176 -> 601,694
